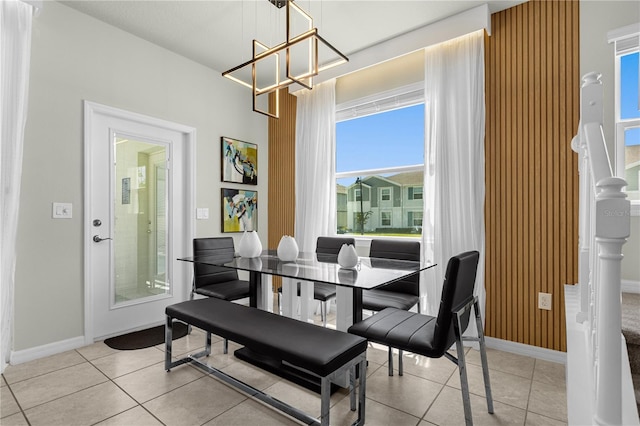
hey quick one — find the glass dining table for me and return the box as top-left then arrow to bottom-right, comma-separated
179,249 -> 435,328
178,249 -> 435,391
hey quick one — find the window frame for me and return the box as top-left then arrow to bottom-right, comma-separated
408,186 -> 423,200
409,210 -> 423,227
380,210 -> 392,227
335,83 -> 425,239
610,25 -> 640,215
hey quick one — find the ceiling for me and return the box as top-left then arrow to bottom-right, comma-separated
59,0 -> 526,75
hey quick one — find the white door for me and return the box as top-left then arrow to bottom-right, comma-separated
84,102 -> 194,341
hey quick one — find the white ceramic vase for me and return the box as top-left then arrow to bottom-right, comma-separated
277,235 -> 299,262
238,231 -> 262,258
337,244 -> 359,269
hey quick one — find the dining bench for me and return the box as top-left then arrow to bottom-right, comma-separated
164,297 -> 367,426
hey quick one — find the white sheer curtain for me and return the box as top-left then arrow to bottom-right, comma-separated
422,30 -> 486,331
1,0 -> 34,373
294,80 -> 337,251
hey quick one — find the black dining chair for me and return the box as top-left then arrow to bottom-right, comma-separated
362,239 -> 421,375
277,236 -> 355,327
348,251 -> 493,426
191,237 -> 250,353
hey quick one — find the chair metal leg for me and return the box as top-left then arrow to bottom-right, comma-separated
321,301 -> 327,327
388,347 -> 394,376
454,312 -> 473,426
165,316 -> 173,371
223,338 -> 229,354
188,288 -> 194,334
398,349 -> 403,376
474,300 -> 494,414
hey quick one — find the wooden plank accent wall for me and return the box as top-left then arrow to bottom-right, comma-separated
268,89 -> 297,289
484,0 -> 579,351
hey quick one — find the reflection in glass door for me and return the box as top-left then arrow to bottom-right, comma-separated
114,136 -> 169,306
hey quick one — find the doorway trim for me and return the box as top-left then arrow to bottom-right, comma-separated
83,101 -> 195,345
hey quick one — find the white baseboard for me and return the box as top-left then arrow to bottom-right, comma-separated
622,279 -> 640,294
485,336 -> 567,364
10,336 -> 86,366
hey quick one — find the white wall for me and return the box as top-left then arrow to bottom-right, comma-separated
580,0 -> 640,283
14,1 -> 268,352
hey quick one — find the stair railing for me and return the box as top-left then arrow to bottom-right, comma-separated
571,72 -> 630,426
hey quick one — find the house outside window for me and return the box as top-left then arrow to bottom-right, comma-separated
610,26 -> 640,214
335,83 -> 425,237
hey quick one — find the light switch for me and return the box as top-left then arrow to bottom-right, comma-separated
52,202 -> 72,219
196,208 -> 209,220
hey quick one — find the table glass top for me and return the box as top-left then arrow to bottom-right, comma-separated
179,249 -> 435,290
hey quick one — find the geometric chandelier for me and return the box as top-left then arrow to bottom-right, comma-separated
222,0 -> 348,118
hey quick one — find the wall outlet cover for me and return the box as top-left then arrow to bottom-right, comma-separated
538,292 -> 552,310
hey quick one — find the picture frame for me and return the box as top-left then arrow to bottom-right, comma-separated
221,136 -> 258,185
221,188 -> 258,232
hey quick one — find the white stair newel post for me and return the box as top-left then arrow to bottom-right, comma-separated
593,177 -> 629,426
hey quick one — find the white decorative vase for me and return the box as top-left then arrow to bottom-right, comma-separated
277,235 -> 299,262
337,244 -> 359,269
238,231 -> 262,258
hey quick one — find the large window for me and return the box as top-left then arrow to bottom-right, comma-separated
612,29 -> 639,212
336,86 -> 425,237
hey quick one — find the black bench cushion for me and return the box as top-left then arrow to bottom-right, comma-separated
348,308 -> 444,358
166,298 -> 367,377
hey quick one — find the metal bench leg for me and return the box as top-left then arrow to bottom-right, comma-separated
388,346 -> 394,376
357,358 -> 367,425
350,365 -> 356,411
223,338 -> 229,354
205,332 -> 212,356
398,349 -> 403,376
320,377 -> 331,426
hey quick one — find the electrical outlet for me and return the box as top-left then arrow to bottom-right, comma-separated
538,292 -> 552,310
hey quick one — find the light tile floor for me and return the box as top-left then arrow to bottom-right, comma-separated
1,312 -> 567,426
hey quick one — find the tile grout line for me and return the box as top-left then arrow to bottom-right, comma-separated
2,374 -> 32,426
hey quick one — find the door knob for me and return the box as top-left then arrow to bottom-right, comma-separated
93,235 -> 112,243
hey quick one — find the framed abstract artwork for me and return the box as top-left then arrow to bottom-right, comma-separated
221,188 -> 258,232
221,136 -> 257,185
